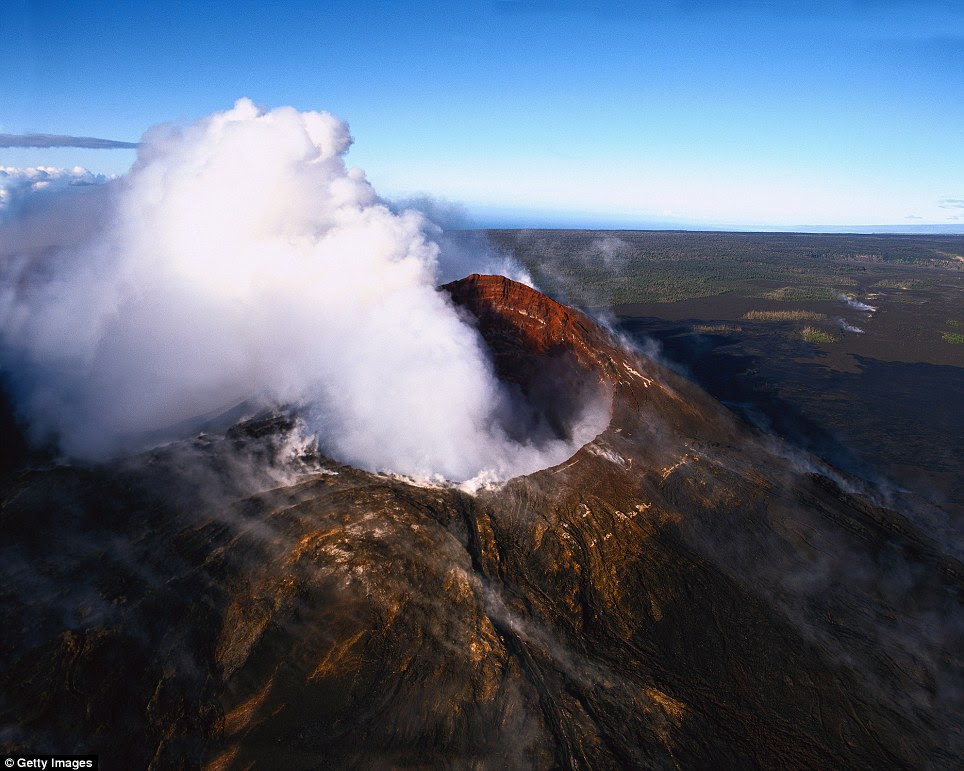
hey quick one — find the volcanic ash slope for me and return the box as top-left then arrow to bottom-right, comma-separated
1,275 -> 961,770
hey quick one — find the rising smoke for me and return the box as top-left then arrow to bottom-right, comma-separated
0,100 -> 608,483
838,292 -> 877,313
836,318 -> 865,334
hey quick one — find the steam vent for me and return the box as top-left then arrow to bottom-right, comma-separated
2,275 -> 961,769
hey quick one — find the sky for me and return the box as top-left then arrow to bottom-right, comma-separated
2,0 -> 963,231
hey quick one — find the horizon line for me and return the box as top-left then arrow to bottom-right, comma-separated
460,223 -> 964,236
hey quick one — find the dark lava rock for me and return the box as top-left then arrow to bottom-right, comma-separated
1,276 -> 960,769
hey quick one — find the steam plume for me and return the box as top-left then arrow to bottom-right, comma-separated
0,100 -> 608,483
836,318 -> 864,334
838,293 -> 876,313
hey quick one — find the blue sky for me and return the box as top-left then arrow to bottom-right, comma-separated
2,0 -> 962,230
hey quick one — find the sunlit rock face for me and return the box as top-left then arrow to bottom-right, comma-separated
1,276 -> 961,769
443,274 -> 619,460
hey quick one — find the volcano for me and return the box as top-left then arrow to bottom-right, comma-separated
1,275 -> 960,769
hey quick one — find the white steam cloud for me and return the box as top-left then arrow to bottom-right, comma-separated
0,100 -> 609,483
838,293 -> 876,313
836,318 -> 864,334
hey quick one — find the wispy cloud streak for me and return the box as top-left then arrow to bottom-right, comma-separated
0,133 -> 139,149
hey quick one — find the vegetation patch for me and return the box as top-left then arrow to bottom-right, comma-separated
801,326 -> 836,343
946,319 -> 960,327
744,310 -> 826,321
693,323 -> 742,334
758,286 -> 839,301
872,279 -> 927,290
941,331 -> 964,344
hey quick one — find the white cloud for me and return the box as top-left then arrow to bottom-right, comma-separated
0,100 -> 607,482
0,165 -> 106,206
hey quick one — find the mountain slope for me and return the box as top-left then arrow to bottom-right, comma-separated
1,275 -> 960,769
